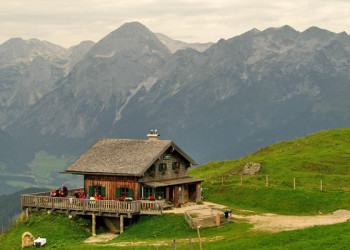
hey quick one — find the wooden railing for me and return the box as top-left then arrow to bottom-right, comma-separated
21,194 -> 163,215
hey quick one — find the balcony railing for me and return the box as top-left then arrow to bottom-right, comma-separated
21,191 -> 163,216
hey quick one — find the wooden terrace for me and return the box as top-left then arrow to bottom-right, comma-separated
21,189 -> 163,218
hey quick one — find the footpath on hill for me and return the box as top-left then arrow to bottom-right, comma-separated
85,202 -> 350,247
164,202 -> 350,232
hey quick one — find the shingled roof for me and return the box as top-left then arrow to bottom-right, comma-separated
63,138 -> 197,176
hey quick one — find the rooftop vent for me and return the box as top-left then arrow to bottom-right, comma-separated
147,129 -> 160,141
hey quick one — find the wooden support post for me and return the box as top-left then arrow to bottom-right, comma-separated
293,177 -> 296,190
240,175 -> 243,185
189,237 -> 193,250
172,238 -> 176,250
92,213 -> 96,236
266,175 -> 269,187
221,176 -> 224,186
215,214 -> 220,226
120,215 -> 124,234
320,179 -> 323,191
197,226 -> 202,250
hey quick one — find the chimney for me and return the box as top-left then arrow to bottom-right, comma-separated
147,128 -> 160,141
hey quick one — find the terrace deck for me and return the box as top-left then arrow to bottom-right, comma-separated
21,189 -> 163,218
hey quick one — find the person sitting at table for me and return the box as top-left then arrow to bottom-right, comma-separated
94,193 -> 98,200
55,188 -> 62,197
85,194 -> 90,199
98,194 -> 103,200
50,189 -> 56,197
62,185 -> 68,197
73,191 -> 80,198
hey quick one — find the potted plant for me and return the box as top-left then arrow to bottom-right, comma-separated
149,196 -> 155,201
175,168 -> 180,174
116,197 -> 125,201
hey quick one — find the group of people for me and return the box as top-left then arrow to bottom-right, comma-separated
49,185 -> 104,200
73,191 -> 104,200
50,185 -> 68,197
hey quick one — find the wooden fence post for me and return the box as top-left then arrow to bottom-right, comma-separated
189,237 -> 193,250
293,177 -> 296,190
120,215 -> 124,234
172,238 -> 176,250
320,179 -> 323,191
266,175 -> 269,187
92,213 -> 96,236
221,176 -> 224,186
197,226 -> 202,250
240,175 -> 243,185
26,208 -> 29,218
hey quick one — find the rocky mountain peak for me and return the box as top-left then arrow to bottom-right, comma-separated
0,37 -> 68,67
87,21 -> 170,58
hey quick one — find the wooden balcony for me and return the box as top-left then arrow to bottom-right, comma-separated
21,189 -> 163,218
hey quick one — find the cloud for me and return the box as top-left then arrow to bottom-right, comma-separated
0,0 -> 349,47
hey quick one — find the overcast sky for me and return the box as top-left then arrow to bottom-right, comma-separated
1,0 -> 350,48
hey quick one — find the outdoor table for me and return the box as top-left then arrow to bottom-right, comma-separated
33,238 -> 46,247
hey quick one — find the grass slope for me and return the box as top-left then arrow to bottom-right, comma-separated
190,128 -> 350,214
3,212 -> 350,249
0,212 -> 91,249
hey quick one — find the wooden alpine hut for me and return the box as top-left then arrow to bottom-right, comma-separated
63,130 -> 202,207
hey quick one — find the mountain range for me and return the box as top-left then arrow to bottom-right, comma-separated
1,22 -> 350,194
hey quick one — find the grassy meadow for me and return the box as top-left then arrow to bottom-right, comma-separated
1,128 -> 350,249
190,128 -> 350,214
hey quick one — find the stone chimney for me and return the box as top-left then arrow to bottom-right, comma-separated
147,129 -> 160,141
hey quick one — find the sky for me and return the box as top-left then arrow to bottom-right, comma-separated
1,0 -> 350,48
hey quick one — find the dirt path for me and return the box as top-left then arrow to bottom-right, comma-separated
84,232 -> 119,243
85,203 -> 350,245
235,209 -> 350,232
164,202 -> 350,233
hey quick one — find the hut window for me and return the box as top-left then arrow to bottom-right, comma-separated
148,165 -> 156,176
159,163 -> 167,171
90,186 -> 104,197
144,186 -> 152,198
172,162 -> 180,170
156,188 -> 165,200
116,187 -> 134,198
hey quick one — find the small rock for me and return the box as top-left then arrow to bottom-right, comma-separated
21,232 -> 35,249
241,162 -> 261,175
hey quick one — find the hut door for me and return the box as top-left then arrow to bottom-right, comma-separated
184,184 -> 189,202
174,186 -> 179,206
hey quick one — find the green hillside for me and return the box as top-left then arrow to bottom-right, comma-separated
2,212 -> 350,249
190,128 -> 350,214
2,128 -> 350,249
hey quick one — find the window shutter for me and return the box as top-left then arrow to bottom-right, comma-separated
159,163 -> 162,171
172,162 -> 176,170
116,187 -> 121,197
177,162 -> 180,169
128,188 -> 133,199
165,163 -> 167,170
101,187 -> 106,197
89,186 -> 94,196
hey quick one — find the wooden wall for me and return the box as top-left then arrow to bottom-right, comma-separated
140,148 -> 191,182
84,175 -> 139,200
